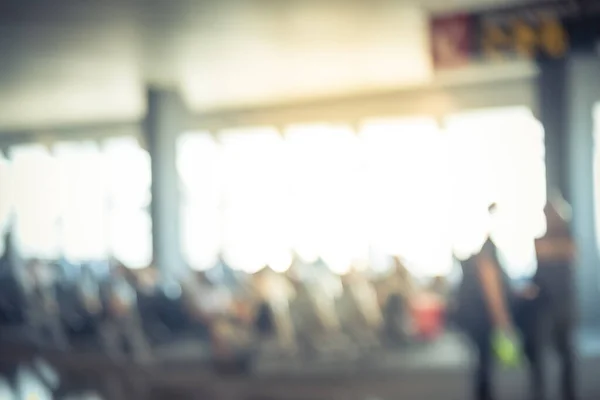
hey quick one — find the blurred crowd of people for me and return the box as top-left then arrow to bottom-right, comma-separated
451,199 -> 578,400
0,194 -> 580,400
0,225 -> 450,372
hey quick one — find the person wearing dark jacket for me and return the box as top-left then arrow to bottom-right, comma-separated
454,203 -> 516,400
515,196 -> 578,400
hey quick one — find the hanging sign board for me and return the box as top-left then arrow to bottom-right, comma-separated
431,1 -> 600,69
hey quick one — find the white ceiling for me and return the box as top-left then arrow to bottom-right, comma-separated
0,0 -> 531,132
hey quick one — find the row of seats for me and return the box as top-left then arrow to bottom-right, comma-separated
0,357 -> 104,400
0,229 -> 448,373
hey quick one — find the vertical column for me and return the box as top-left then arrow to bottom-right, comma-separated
538,58 -> 569,200
145,88 -> 187,276
540,53 -> 600,327
565,53 -> 600,326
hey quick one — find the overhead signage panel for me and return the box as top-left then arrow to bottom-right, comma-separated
431,1 -> 600,69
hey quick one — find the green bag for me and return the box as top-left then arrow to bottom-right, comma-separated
492,330 -> 521,367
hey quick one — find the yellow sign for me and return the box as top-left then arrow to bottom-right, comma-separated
481,15 -> 569,60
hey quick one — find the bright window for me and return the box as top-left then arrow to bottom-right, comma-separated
178,107 -> 546,279
178,133 -> 223,271
220,127 -> 291,273
286,124 -> 368,274
7,136 -> 151,268
54,141 -> 109,261
446,107 -> 546,279
594,103 -> 600,258
0,153 -> 12,256
361,118 -> 451,277
11,145 -> 61,259
104,137 -> 153,269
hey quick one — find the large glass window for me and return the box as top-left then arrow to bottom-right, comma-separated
0,153 -> 12,256
5,136 -> 151,268
594,103 -> 600,259
361,118 -> 450,277
11,145 -> 61,259
104,137 -> 152,269
446,107 -> 546,279
54,141 -> 108,262
178,107 -> 545,279
287,124 -> 368,274
178,132 -> 223,271
220,128 -> 291,273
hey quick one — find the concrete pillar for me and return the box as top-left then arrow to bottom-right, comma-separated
144,88 -> 187,276
539,53 -> 600,327
565,53 -> 600,326
538,58 -> 569,199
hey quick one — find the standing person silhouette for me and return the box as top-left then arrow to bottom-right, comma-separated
454,203 -> 516,400
515,195 -> 578,400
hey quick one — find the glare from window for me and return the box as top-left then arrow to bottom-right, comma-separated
268,250 -> 293,273
108,209 -> 153,270
220,128 -> 291,274
445,107 -> 546,279
177,133 -> 223,200
0,155 -> 12,224
103,137 -> 153,269
0,154 -> 12,256
594,103 -> 600,259
178,133 -> 223,271
361,118 -> 451,277
11,145 -> 61,259
7,137 -> 152,268
286,124 -> 368,275
104,137 -> 152,209
178,107 -> 546,278
54,141 -> 109,262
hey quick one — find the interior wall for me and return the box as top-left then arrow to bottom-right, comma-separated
566,53 -> 600,326
0,1 -> 432,131
178,1 -> 433,112
0,0 -> 539,133
0,1 -> 143,131
0,123 -> 143,151
188,67 -> 538,132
